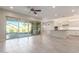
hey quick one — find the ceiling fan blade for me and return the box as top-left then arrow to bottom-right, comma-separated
31,8 -> 35,11
34,11 -> 37,14
35,10 -> 41,12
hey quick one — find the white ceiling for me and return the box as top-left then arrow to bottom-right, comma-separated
0,6 -> 79,19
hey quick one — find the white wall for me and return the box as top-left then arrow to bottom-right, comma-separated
41,21 -> 54,30
0,9 -> 41,42
0,10 -> 5,41
53,15 -> 79,35
41,18 -> 55,35
41,15 -> 79,36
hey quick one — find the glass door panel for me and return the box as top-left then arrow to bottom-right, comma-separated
6,17 -> 19,39
18,21 -> 32,37
31,22 -> 41,35
6,17 -> 41,40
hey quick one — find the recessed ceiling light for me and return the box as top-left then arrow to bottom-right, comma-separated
52,6 -> 56,8
72,9 -> 75,12
10,6 -> 14,9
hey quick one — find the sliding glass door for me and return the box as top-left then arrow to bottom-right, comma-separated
31,22 -> 41,35
18,21 -> 32,38
6,17 -> 19,39
6,17 -> 32,39
6,17 -> 41,40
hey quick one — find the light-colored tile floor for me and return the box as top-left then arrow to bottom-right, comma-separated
0,35 -> 44,53
1,32 -> 79,53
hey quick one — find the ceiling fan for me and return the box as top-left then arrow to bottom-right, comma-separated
30,8 -> 41,14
